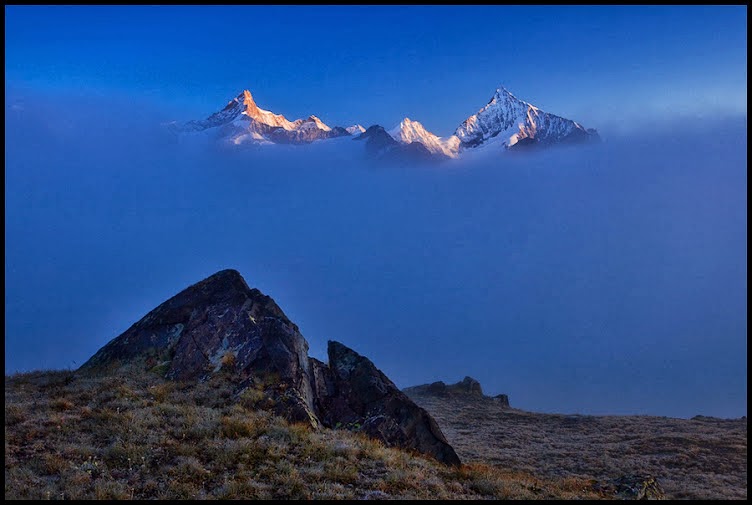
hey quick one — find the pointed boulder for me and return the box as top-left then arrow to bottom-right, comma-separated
313,340 -> 461,466
78,269 -> 319,426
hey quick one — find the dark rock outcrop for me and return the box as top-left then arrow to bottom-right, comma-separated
79,269 -> 319,426
405,376 -> 494,399
405,377 -> 511,410
426,381 -> 449,396
312,341 -> 461,466
493,394 -> 510,408
79,269 -> 460,465
454,376 -> 483,396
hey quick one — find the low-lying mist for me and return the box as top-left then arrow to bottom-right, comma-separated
5,91 -> 747,419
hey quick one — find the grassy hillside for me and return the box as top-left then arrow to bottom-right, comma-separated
406,390 -> 747,500
5,369 -> 605,500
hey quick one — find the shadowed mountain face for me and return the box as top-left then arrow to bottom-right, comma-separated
78,269 -> 460,465
353,125 -> 442,165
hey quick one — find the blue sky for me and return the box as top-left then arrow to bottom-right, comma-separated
4,6 -> 748,418
5,5 -> 747,134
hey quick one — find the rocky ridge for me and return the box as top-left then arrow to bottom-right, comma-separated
79,269 -> 460,465
404,376 -> 511,408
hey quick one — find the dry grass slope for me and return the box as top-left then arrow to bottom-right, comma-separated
406,392 -> 747,500
5,369 -> 607,500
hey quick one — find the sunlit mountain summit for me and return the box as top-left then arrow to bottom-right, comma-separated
178,89 -> 355,145
453,87 -> 599,150
388,117 -> 461,158
176,85 -> 599,159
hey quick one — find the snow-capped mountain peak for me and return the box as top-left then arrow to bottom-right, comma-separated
176,84 -> 598,157
178,88 -> 353,144
454,85 -> 598,150
489,86 -> 535,109
233,90 -> 296,131
238,89 -> 258,114
307,115 -> 332,131
388,117 -> 460,158
346,124 -> 366,135
180,89 -> 294,132
289,115 -> 334,134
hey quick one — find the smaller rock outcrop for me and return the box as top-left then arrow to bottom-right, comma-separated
404,376 -> 508,407
313,341 -> 461,466
454,376 -> 483,396
426,381 -> 449,396
493,394 -> 510,408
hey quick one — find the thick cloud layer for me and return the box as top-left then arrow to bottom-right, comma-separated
5,91 -> 747,418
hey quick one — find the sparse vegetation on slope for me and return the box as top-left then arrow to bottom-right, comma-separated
407,390 -> 747,500
5,369 -> 606,500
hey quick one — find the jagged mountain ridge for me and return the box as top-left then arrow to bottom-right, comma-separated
180,90 -> 353,145
176,85 -> 599,157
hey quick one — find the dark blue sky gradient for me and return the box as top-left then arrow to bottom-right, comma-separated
5,5 -> 747,133
4,6 -> 747,419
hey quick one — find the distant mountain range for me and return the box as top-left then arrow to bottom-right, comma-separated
173,86 -> 600,161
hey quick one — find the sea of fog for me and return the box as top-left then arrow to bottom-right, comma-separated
5,92 -> 747,419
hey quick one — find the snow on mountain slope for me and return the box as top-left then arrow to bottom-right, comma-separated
180,90 -> 349,145
354,125 -> 441,164
346,124 -> 366,135
388,118 -> 460,158
175,85 -> 599,158
181,90 -> 292,132
294,115 -> 332,132
454,87 -> 599,150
